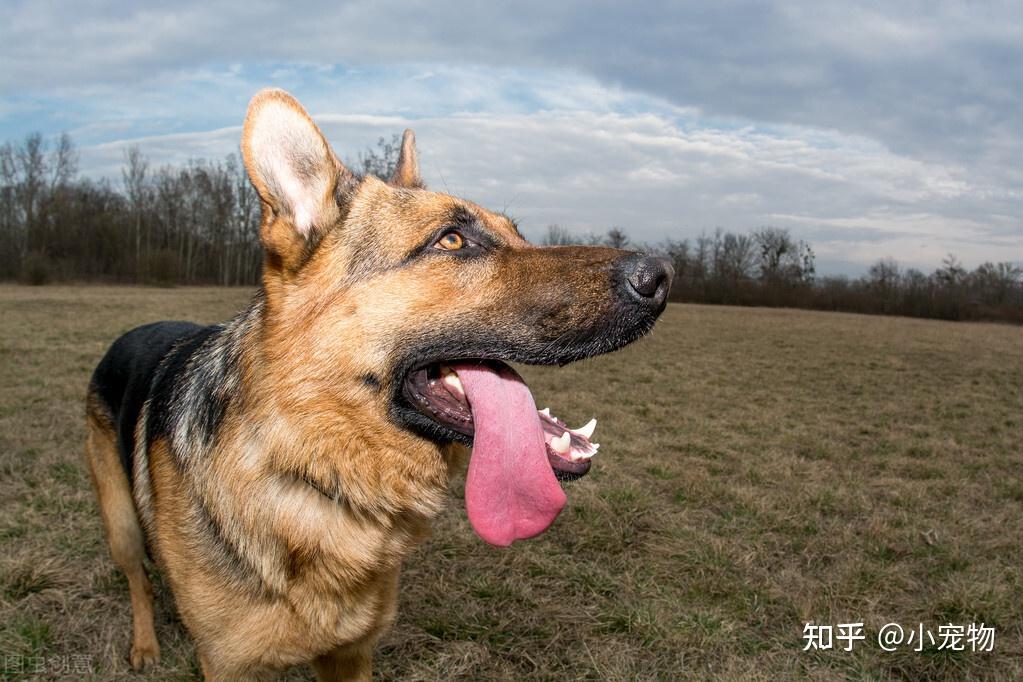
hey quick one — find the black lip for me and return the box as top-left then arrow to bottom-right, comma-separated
399,359 -> 479,446
396,382 -> 474,447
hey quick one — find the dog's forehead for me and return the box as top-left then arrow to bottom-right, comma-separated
476,206 -> 523,242
329,180 -> 527,282
355,181 -> 523,248
404,191 -> 520,243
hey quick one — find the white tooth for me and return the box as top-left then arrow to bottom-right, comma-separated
573,450 -> 595,461
540,407 -> 550,417
442,371 -> 464,394
551,431 -> 571,454
574,418 -> 597,439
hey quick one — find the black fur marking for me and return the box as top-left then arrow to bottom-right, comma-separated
197,383 -> 230,447
361,373 -> 382,391
192,492 -> 276,600
448,205 -> 478,231
90,298 -> 260,485
91,322 -> 230,482
296,227 -> 329,270
90,321 -> 204,480
147,325 -> 224,456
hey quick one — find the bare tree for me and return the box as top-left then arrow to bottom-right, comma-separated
0,143 -> 17,271
935,253 -> 967,287
232,154 -> 260,285
716,231 -> 756,282
50,133 -> 78,190
660,238 -> 689,282
358,134 -> 401,180
122,146 -> 149,279
800,242 -> 816,284
971,261 -> 1022,304
605,226 -> 629,249
753,226 -> 795,283
15,133 -> 47,258
542,224 -> 575,246
753,226 -> 814,286
868,258 -> 900,286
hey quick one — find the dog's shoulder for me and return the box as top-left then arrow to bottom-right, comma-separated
91,320 -> 213,478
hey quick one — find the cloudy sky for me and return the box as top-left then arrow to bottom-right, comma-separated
2,1 -> 1021,274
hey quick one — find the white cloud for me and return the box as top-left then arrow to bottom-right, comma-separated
4,2 -> 1022,274
77,93 -> 1022,274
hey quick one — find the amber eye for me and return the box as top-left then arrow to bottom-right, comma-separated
435,231 -> 465,251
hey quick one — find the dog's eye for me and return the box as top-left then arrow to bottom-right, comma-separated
434,231 -> 465,251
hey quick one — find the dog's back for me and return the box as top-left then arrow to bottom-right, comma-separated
89,321 -> 205,479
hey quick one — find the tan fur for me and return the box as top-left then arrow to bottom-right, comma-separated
84,399 -> 160,670
390,129 -> 422,188
144,434 -> 405,681
86,89 -> 638,680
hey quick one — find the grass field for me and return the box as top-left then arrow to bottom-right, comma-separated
0,285 -> 1020,681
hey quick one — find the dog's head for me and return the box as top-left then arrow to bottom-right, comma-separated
241,89 -> 672,545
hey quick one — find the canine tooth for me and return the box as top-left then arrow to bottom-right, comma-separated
540,407 -> 550,417
551,432 -> 571,454
574,418 -> 597,439
442,371 -> 464,394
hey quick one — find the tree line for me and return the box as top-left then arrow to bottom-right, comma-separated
543,225 -> 1023,324
0,132 -> 402,286
2,131 -> 1020,323
1,133 -> 261,285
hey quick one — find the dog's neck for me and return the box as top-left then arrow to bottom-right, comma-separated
178,290 -> 461,592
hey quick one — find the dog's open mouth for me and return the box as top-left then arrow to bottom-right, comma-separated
405,362 -> 598,478
403,360 -> 598,546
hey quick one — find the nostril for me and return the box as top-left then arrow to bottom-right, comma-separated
626,256 -> 672,300
628,266 -> 663,298
614,253 -> 674,307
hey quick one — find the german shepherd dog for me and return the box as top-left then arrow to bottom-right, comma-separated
85,89 -> 672,680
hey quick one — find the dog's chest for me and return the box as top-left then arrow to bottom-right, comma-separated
203,565 -> 400,671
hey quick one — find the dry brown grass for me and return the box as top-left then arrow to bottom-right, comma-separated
0,284 -> 1020,681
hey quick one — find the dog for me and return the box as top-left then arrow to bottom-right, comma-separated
84,88 -> 673,680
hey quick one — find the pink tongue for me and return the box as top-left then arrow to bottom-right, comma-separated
451,362 -> 566,547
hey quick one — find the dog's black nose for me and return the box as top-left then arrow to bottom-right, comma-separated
616,254 -> 674,308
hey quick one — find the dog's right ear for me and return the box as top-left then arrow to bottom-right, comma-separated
241,89 -> 356,270
390,129 -> 422,188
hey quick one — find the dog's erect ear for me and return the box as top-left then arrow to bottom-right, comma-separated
241,89 -> 355,267
390,129 -> 422,188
